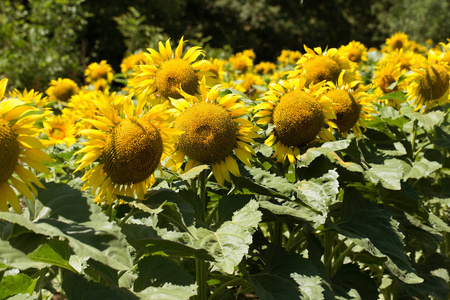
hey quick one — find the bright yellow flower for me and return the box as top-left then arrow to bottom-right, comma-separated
46,78 -> 80,102
75,96 -> 178,204
253,78 -> 336,164
233,73 -> 266,100
255,61 -> 277,75
128,37 -> 215,104
383,32 -> 411,53
405,50 -> 450,112
339,41 -> 368,64
0,78 -> 53,212
84,60 -> 114,84
322,72 -> 377,138
9,88 -> 49,108
229,52 -> 254,73
290,45 -> 356,86
167,82 -> 260,185
42,114 -> 77,147
120,51 -> 147,75
277,50 -> 302,67
372,60 -> 407,109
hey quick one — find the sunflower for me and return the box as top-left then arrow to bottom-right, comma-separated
0,78 -> 53,212
46,78 -> 79,102
372,60 -> 407,108
167,82 -> 260,185
9,88 -> 49,108
232,73 -> 266,100
383,48 -> 425,73
75,96 -> 178,204
339,41 -> 368,65
62,90 -> 102,132
84,60 -> 114,84
405,50 -> 450,112
229,51 -> 254,73
322,72 -> 377,138
254,61 -> 277,75
383,32 -> 411,53
120,51 -> 147,75
253,78 -> 336,164
290,45 -> 356,86
42,114 -> 77,147
277,50 -> 302,67
128,37 -> 215,103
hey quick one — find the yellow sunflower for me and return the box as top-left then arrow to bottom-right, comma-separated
383,32 -> 411,53
232,73 -> 266,100
322,72 -> 377,138
229,52 -> 254,73
42,114 -> 77,147
405,50 -> 450,112
46,78 -> 80,102
84,60 -> 114,84
383,48 -> 426,73
439,39 -> 450,65
9,88 -> 49,108
372,60 -> 407,108
166,82 -> 260,185
75,96 -> 178,204
290,45 -> 356,86
339,41 -> 368,65
277,50 -> 302,67
255,61 -> 277,75
120,51 -> 147,75
128,37 -> 215,103
253,78 -> 336,164
0,78 -> 53,212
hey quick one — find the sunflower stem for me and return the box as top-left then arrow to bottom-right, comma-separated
118,207 -> 137,227
410,119 -> 419,159
196,169 -> 209,299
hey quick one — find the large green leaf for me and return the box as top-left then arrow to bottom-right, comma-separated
404,159 -> 441,180
0,239 -> 48,271
0,273 -> 38,299
134,256 -> 194,292
333,188 -> 423,284
249,244 -> 334,300
364,159 -> 407,190
0,182 -> 133,271
62,272 -> 139,300
121,221 -> 213,261
331,263 -> 378,300
217,194 -> 254,226
136,283 -> 197,300
28,238 -> 77,272
190,200 -> 262,274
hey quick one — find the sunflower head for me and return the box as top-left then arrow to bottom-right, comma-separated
155,58 -> 198,98
0,119 -> 20,183
42,114 -> 77,147
273,90 -> 324,147
103,117 -> 163,185
175,102 -> 236,164
85,60 -> 114,84
384,32 -> 410,52
417,64 -> 449,101
46,78 -> 79,102
326,89 -> 360,133
339,41 -> 368,64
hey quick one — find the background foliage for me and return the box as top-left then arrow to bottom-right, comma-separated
2,0 -> 450,90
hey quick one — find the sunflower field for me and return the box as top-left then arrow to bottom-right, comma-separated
0,32 -> 450,300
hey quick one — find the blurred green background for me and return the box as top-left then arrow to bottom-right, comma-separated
1,0 -> 450,91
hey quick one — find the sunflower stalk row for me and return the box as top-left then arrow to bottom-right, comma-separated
0,32 -> 449,299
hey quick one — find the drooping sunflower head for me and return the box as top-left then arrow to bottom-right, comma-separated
167,82 -> 260,185
406,50 -> 450,112
128,37 -> 216,103
290,46 -> 356,86
0,78 -> 53,212
46,78 -> 79,102
75,96 -> 178,203
339,41 -> 368,64
253,78 -> 336,164
84,60 -> 115,84
322,72 -> 377,138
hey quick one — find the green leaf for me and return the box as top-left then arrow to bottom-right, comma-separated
134,256 -> 194,292
0,273 -> 38,299
376,91 -> 407,101
402,105 -> 444,130
0,182 -> 133,271
191,200 -> 262,274
365,159 -> 407,190
122,222 -> 213,261
249,245 -> 334,300
28,238 -> 77,272
179,164 -> 210,181
0,239 -> 48,271
332,264 -> 378,300
404,159 -> 441,180
62,272 -> 139,300
136,283 -> 197,300
217,194 -> 254,225
333,188 -> 423,284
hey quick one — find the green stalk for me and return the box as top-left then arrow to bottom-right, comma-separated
410,119 -> 419,159
118,207 -> 137,227
330,242 -> 355,277
195,170 -> 209,299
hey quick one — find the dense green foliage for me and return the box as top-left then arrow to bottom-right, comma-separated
2,0 -> 450,90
